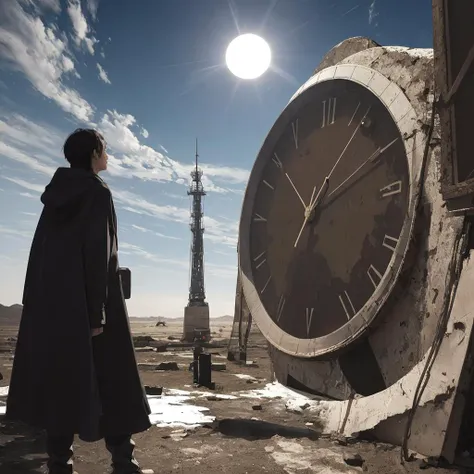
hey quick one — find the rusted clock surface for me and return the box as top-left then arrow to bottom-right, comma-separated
240,69 -> 418,357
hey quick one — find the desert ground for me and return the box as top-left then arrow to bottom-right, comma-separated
0,317 -> 469,473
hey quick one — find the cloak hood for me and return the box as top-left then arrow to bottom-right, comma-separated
41,167 -> 102,211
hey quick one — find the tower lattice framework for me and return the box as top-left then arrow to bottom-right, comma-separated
187,138 -> 207,306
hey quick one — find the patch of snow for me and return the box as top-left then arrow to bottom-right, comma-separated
236,382 -> 311,401
271,439 -> 360,473
232,374 -> 257,381
148,394 -> 214,428
0,385 -> 215,428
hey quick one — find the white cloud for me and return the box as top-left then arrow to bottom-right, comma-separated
86,0 -> 99,20
0,142 -> 56,176
160,145 -> 169,154
114,189 -> 237,247
67,0 -> 98,55
0,1 -> 94,121
0,114 -> 63,158
2,176 -> 45,194
0,112 -> 240,247
120,242 -> 188,269
37,0 -> 62,13
368,0 -> 379,25
0,224 -> 32,240
99,110 -> 249,192
97,63 -> 111,84
130,224 -> 181,241
141,128 -> 149,138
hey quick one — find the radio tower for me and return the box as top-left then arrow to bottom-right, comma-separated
182,138 -> 210,342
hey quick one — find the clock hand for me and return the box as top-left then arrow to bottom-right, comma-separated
306,106 -> 372,215
285,172 -> 307,209
293,181 -> 328,249
325,106 -> 372,184
326,137 -> 400,201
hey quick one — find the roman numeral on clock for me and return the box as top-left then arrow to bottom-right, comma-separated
253,213 -> 267,222
253,251 -> 266,269
339,290 -> 356,320
272,153 -> 283,169
292,120 -> 299,149
367,264 -> 383,289
276,295 -> 285,322
322,98 -> 336,127
305,307 -> 314,336
382,234 -> 399,252
260,276 -> 271,294
263,180 -> 274,190
380,180 -> 402,198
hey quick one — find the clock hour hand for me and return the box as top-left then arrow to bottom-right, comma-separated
293,182 -> 327,249
326,137 -> 399,201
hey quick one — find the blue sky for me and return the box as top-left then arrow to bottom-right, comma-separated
0,0 -> 433,318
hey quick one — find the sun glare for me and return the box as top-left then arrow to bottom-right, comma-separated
225,34 -> 271,80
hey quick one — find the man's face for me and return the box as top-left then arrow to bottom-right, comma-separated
94,139 -> 108,172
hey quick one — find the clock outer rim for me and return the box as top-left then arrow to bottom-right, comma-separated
239,63 -> 426,358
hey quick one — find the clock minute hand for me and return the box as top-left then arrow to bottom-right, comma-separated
324,105 -> 372,186
327,137 -> 400,200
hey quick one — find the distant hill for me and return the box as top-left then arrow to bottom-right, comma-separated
129,314 -> 234,323
0,304 -> 23,325
0,304 -> 233,325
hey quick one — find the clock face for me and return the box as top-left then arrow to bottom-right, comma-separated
242,78 -> 411,348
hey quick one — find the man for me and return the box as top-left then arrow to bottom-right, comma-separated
6,129 -> 151,474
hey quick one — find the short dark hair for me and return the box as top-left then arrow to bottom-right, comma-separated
63,128 -> 105,170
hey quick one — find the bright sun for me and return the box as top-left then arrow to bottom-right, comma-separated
225,34 -> 271,80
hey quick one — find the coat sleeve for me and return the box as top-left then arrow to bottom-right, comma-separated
83,187 -> 112,329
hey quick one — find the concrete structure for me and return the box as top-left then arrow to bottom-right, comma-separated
235,37 -> 474,462
182,139 -> 210,342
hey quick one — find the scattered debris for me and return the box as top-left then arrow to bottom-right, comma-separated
343,453 -> 365,467
157,362 -> 179,371
135,346 -> 155,352
211,363 -> 226,371
133,335 -> 155,347
252,404 -> 263,411
285,400 -> 310,414
145,385 -> 163,396
216,419 -> 320,440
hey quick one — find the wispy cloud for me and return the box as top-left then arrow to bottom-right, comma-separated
131,224 -> 181,241
0,142 -> 56,176
342,4 -> 360,17
119,242 -> 235,279
141,128 -> 149,138
86,0 -> 100,20
0,0 -> 93,121
97,63 -> 111,84
114,189 -> 237,247
0,224 -> 32,240
99,110 -> 249,193
368,0 -> 379,25
67,0 -> 98,55
3,176 -> 45,194
38,0 -> 61,13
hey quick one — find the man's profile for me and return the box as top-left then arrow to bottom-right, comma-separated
6,129 -> 151,474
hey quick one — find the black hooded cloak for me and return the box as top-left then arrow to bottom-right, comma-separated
6,168 -> 151,441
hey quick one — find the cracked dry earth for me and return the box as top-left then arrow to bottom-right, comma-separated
0,320 -> 465,474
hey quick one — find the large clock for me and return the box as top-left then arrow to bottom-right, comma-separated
239,64 -> 423,358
